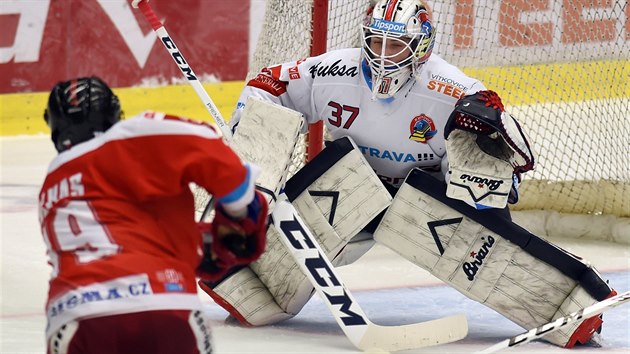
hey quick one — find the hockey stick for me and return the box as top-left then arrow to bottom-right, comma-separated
131,0 -> 232,140
476,290 -> 630,353
272,194 -> 468,351
132,1 -> 468,350
131,0 -> 224,221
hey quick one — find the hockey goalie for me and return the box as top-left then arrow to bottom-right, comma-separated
199,0 -> 617,348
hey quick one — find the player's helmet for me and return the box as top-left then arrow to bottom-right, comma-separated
361,0 -> 436,99
44,77 -> 121,152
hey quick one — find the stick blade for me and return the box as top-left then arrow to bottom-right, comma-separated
358,314 -> 468,352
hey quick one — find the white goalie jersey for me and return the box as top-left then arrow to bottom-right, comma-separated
231,48 -> 486,187
209,51 -> 613,350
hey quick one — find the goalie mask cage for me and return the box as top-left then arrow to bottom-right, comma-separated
247,0 -> 629,241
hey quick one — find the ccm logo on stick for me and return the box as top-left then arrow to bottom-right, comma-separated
279,216 -> 367,326
161,36 -> 197,81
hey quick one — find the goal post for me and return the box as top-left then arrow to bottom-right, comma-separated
306,0 -> 328,162
246,0 -> 629,241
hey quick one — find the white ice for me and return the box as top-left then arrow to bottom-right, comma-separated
1,135 -> 629,353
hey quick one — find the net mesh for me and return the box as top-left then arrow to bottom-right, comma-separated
247,0 -> 373,177
246,0 -> 629,219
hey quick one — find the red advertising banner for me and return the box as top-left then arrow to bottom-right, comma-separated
0,0 -> 249,94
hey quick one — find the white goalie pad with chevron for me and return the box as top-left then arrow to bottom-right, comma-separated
284,136 -> 392,255
374,168 -> 613,347
208,137 -> 392,326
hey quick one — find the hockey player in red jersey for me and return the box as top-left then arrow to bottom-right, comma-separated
39,77 -> 268,354
201,0 -> 617,349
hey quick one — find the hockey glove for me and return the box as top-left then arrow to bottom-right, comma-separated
196,222 -> 231,282
444,90 -> 535,209
212,189 -> 269,264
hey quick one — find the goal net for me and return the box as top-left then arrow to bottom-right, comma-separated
247,0 -> 373,176
239,0 -> 629,240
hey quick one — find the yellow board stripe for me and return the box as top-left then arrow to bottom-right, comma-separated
1,60 -> 628,136
0,81 -> 245,136
463,59 -> 630,106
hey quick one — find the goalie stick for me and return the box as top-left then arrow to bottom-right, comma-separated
131,1 -> 468,350
272,194 -> 468,351
476,290 -> 630,354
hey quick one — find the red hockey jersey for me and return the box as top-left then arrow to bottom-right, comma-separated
38,112 -> 250,338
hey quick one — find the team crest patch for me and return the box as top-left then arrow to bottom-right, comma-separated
409,114 -> 437,143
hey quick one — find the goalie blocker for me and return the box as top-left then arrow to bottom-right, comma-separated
374,168 -> 615,348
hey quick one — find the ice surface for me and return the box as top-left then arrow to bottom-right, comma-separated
1,136 -> 628,353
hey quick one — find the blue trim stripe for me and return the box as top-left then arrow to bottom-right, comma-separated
474,203 -> 493,210
218,164 -> 251,205
362,59 -> 373,90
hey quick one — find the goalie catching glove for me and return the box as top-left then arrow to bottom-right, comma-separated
196,190 -> 269,281
444,90 -> 535,209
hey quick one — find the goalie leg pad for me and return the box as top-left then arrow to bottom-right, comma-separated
254,136 -> 391,314
374,168 -> 614,347
202,137 -> 391,325
285,136 -> 392,255
199,267 -> 294,326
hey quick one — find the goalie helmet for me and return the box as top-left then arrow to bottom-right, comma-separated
361,0 -> 436,99
44,77 -> 122,152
